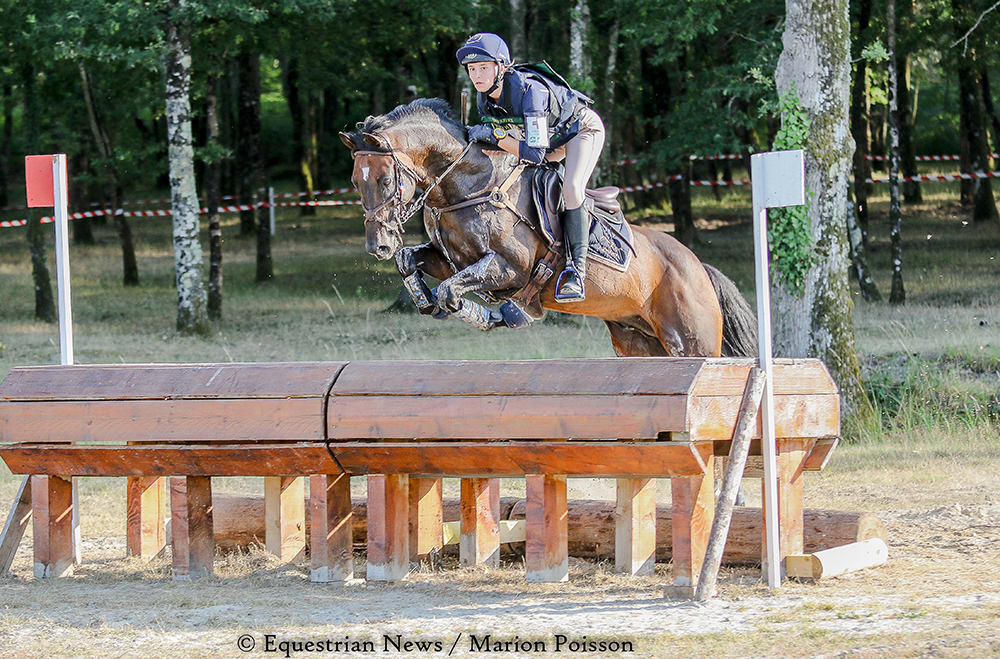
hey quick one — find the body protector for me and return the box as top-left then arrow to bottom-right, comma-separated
477,64 -> 593,163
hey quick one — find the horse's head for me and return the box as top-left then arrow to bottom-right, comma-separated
340,130 -> 419,260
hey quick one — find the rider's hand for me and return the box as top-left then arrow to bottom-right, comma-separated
468,124 -> 498,145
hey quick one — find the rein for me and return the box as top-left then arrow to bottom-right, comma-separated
354,141 -> 474,229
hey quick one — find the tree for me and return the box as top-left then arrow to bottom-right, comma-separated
772,0 -> 872,418
165,0 -> 209,335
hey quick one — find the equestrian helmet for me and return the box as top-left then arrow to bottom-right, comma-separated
456,33 -> 511,68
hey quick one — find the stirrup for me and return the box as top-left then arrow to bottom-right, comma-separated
554,268 -> 585,303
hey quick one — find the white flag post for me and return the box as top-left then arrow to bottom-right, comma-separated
24,153 -> 81,566
750,150 -> 805,589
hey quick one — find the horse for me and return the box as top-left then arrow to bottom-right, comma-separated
340,98 -> 757,358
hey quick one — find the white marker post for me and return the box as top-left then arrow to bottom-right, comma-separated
749,150 -> 805,589
25,154 -> 81,565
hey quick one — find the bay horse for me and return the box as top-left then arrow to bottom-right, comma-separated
340,98 -> 757,358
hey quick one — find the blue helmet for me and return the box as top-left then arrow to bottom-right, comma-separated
456,33 -> 511,68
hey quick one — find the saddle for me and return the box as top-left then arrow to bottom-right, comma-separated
529,165 -> 635,273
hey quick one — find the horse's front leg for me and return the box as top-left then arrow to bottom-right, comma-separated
395,243 -> 455,316
432,251 -> 533,331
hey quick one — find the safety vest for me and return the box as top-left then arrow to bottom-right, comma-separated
477,62 -> 593,149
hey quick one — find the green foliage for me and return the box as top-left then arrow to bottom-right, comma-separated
767,88 -> 813,294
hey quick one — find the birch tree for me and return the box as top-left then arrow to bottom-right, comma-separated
773,0 -> 871,417
165,0 -> 209,335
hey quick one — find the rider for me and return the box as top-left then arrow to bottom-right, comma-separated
456,32 -> 605,303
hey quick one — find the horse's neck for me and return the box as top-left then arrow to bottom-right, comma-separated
430,147 -> 519,205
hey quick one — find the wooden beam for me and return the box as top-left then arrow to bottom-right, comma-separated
170,476 -> 214,580
264,476 -> 306,562
0,476 -> 32,575
460,478 -> 500,568
366,475 -> 409,582
525,474 -> 568,582
126,476 -> 166,560
309,474 -> 353,583
669,453 -> 715,593
408,478 -> 443,564
0,442 -> 713,478
31,475 -> 74,578
615,477 -> 656,576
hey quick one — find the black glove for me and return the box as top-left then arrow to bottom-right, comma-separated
468,124 -> 498,145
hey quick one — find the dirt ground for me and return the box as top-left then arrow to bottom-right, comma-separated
1,472 -> 999,659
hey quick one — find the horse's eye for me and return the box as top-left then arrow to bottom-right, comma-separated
381,177 -> 392,186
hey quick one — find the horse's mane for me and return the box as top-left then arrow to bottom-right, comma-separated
358,98 -> 462,136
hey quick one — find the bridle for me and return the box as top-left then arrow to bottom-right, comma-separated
353,138 -> 474,232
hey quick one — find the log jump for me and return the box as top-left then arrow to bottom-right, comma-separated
0,357 -> 840,588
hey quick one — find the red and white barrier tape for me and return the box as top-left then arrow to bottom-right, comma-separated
867,153 -> 1000,162
868,170 -> 1000,183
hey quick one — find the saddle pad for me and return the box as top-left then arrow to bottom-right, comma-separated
531,167 -> 634,273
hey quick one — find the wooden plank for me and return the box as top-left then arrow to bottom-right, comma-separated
690,359 -> 838,398
803,437 -> 839,471
0,442 -> 713,478
0,476 -> 32,575
615,477 -> 656,576
460,478 -> 500,568
327,394 -> 687,440
525,474 -> 568,582
670,454 -> 714,591
126,476 -> 166,560
408,478 -> 443,564
170,476 -> 214,580
366,475 -> 409,582
32,475 -> 74,578
309,474 -> 353,583
687,393 -> 840,441
0,398 -> 326,443
264,476 -> 306,562
331,359 -> 705,397
0,362 -> 346,400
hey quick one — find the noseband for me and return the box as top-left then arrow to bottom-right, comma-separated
353,139 -> 474,231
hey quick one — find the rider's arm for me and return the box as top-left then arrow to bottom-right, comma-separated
495,80 -> 549,163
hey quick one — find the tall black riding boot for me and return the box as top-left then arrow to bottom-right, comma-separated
555,206 -> 589,303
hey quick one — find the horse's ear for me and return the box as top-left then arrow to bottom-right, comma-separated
339,131 -> 357,150
363,132 -> 389,149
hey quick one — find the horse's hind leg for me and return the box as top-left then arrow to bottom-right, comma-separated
604,321 -> 669,357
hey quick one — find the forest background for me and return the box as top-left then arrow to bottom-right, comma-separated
0,0 -> 998,412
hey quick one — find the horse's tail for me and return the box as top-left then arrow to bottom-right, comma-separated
704,264 -> 758,357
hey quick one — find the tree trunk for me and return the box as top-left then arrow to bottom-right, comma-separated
846,190 -> 881,301
669,163 -> 696,246
850,0 -> 873,244
774,0 -> 872,420
897,55 -> 922,203
0,84 -> 11,209
237,53 -> 262,236
21,64 -> 57,323
69,151 -> 95,245
983,68 -> 1000,153
280,57 -> 316,215
887,0 -> 905,304
569,0 -> 591,86
594,18 -> 619,187
79,62 -> 139,285
165,0 -> 209,335
953,0 -> 1000,224
509,0 -> 527,61
205,73 -> 223,321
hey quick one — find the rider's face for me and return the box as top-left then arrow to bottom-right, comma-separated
467,61 -> 499,94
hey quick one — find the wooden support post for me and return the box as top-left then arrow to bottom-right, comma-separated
615,477 -> 656,576
669,454 -> 715,594
366,474 -> 409,582
264,476 -> 306,562
460,478 -> 500,568
126,476 -> 166,560
408,477 -> 443,564
31,475 -> 74,578
0,476 -> 32,575
170,476 -> 214,580
310,474 -> 353,583
762,438 -> 809,573
695,367 -> 766,601
525,474 -> 568,582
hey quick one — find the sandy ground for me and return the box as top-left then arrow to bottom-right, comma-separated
1,478 -> 999,659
